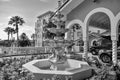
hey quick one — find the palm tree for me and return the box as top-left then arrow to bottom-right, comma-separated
10,28 -> 15,40
4,27 -> 11,40
8,16 -> 25,42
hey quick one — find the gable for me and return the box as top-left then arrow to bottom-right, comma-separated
61,0 -> 85,14
66,0 -> 120,22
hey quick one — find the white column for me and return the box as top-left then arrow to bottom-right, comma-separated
112,40 -> 117,66
83,40 -> 88,59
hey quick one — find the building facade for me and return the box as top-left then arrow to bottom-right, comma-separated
52,0 -> 120,65
35,11 -> 54,47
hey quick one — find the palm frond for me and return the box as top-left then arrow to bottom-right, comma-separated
8,16 -> 25,26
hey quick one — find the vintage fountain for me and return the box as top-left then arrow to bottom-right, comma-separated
23,1 -> 92,80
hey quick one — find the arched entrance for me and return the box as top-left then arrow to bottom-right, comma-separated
86,12 -> 111,59
66,19 -> 84,52
83,8 -> 116,65
114,12 -> 120,65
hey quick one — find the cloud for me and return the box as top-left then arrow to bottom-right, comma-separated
39,0 -> 49,2
19,25 -> 35,39
0,23 -> 8,40
0,0 -> 11,2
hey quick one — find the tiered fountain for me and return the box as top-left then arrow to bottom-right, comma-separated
23,1 -> 92,80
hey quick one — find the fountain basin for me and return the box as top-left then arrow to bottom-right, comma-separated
23,59 -> 92,80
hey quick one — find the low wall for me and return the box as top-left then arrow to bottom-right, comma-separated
0,47 -> 52,57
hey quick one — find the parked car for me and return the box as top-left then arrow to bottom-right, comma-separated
90,35 -> 120,63
90,36 -> 112,55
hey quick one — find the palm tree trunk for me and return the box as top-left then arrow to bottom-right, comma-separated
10,33 -> 12,40
8,33 -> 9,41
16,25 -> 19,40
16,24 -> 19,46
11,33 -> 13,40
17,29 -> 19,40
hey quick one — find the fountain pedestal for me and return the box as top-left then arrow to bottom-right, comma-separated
48,46 -> 67,70
23,59 -> 92,80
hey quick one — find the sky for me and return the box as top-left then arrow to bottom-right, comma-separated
0,0 -> 57,40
